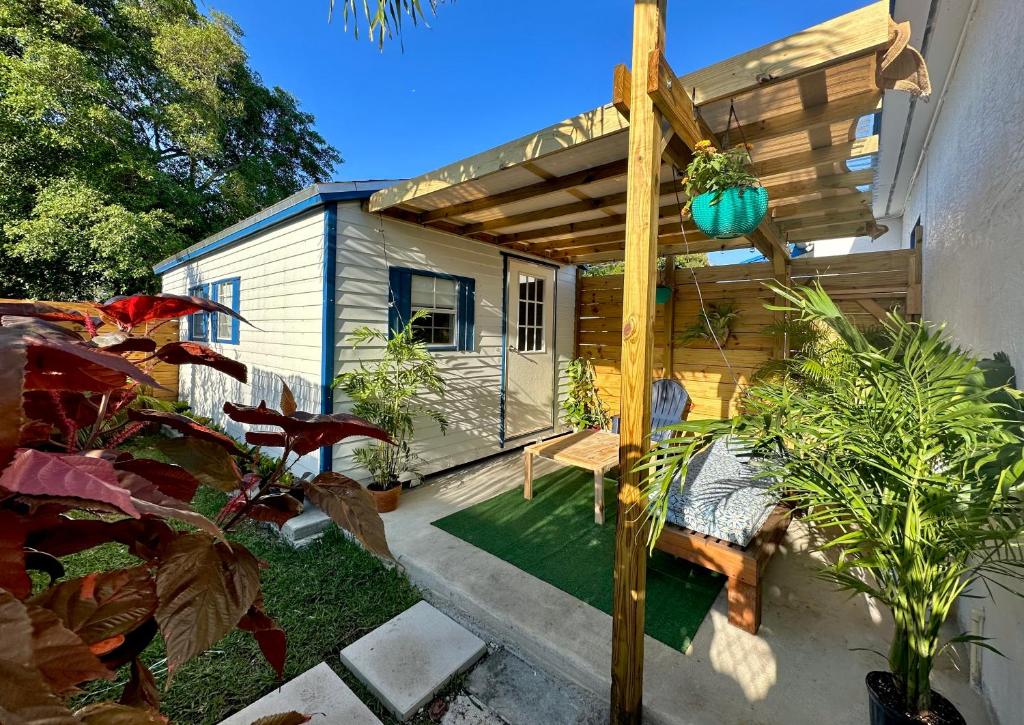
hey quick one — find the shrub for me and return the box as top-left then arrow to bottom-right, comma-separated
641,284 -> 1024,717
0,294 -> 392,721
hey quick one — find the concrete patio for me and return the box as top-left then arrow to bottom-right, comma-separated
381,450 -> 992,725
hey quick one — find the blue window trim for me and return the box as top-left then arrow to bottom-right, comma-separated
319,203 -> 338,473
187,283 -> 210,341
210,277 -> 241,345
388,266 -> 475,352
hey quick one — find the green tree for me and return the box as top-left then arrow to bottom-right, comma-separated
0,0 -> 340,300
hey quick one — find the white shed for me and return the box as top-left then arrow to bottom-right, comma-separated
155,181 -> 576,480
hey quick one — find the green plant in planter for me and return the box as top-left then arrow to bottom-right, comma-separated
562,357 -> 610,432
677,301 -> 739,345
334,310 -> 448,490
683,140 -> 767,238
640,284 -> 1024,722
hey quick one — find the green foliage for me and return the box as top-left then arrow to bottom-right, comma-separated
334,310 -> 448,489
581,254 -> 708,278
677,301 -> 738,345
640,284 -> 1024,716
329,0 -> 441,48
682,140 -> 760,211
561,357 -> 609,432
69,493 -> 421,725
0,0 -> 340,299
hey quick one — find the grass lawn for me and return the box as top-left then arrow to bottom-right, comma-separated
68,436 -> 428,724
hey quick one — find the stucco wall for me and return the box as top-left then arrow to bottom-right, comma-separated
161,208 -> 327,476
331,202 -> 575,481
898,0 -> 1024,721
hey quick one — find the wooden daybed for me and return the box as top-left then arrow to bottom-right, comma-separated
655,504 -> 792,634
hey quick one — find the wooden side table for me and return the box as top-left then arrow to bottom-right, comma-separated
523,430 -> 620,524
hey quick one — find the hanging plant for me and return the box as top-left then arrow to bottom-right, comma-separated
678,302 -> 739,346
683,140 -> 768,239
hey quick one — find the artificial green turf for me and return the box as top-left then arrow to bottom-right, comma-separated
432,467 -> 725,651
67,484 -> 425,725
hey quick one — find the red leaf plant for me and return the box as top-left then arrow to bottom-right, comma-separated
0,295 -> 393,722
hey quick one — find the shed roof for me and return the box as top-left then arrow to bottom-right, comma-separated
153,180 -> 401,274
367,1 -> 893,264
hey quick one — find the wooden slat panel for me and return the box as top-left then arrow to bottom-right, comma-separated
576,250 -> 916,421
0,298 -> 180,401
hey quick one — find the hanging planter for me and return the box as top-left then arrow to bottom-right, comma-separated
690,186 -> 768,239
655,285 -> 673,305
683,139 -> 768,240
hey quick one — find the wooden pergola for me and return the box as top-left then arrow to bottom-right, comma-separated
368,2 -> 902,722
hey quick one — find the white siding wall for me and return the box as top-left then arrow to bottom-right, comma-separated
897,1 -> 1024,721
331,202 -> 575,481
161,209 -> 326,477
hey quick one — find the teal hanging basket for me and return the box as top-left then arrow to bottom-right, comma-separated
655,286 -> 672,305
691,186 -> 769,239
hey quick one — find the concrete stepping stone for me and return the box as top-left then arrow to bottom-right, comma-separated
340,601 -> 487,721
219,662 -> 381,725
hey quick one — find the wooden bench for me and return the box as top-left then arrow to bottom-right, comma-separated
654,504 -> 792,634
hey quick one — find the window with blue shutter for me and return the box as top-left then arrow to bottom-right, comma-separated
210,277 -> 240,344
388,267 -> 475,351
187,283 -> 209,341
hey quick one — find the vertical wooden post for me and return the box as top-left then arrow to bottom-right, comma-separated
770,251 -> 791,360
661,255 -> 677,379
611,2 -> 666,723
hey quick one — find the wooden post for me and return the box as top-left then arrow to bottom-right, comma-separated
771,250 -> 791,360
611,2 -> 666,723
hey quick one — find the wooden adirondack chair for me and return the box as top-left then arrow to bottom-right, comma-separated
610,378 -> 692,443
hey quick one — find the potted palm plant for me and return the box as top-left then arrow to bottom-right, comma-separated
334,310 -> 448,512
641,285 -> 1024,725
683,140 -> 767,239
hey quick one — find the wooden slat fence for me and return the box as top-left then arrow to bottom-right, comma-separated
1,299 -> 180,401
576,248 -> 921,420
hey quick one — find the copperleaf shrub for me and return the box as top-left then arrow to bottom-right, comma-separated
0,295 -> 393,723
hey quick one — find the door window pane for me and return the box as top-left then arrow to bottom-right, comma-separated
516,274 -> 545,352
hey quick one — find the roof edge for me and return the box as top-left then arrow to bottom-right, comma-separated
153,180 -> 402,275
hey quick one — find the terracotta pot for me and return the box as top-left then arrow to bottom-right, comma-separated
369,484 -> 401,513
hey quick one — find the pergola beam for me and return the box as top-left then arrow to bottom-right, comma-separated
771,191 -> 872,221
676,0 -> 890,105
754,135 -> 878,179
766,169 -> 874,202
717,90 -> 881,146
419,159 -> 629,224
646,51 -> 790,262
462,179 -> 685,235
613,63 -> 694,171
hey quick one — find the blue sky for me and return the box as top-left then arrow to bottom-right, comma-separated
204,0 -> 869,181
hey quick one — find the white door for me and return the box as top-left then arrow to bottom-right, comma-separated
504,258 -> 557,440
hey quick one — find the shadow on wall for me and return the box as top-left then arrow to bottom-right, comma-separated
181,364 -> 321,476
332,351 -> 506,482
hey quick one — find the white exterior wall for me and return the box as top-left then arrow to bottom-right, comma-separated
331,202 -> 575,481
161,209 -> 327,476
895,1 -> 1024,721
804,234 -> 904,258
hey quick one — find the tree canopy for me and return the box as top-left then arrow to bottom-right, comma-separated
0,0 -> 340,300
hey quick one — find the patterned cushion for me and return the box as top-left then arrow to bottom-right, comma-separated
663,436 -> 775,547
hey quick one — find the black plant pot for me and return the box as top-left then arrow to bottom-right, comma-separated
866,672 -> 966,725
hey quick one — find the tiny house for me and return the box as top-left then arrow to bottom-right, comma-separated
155,181 -> 576,479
